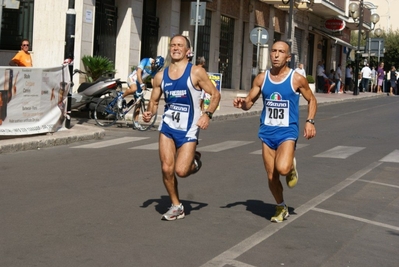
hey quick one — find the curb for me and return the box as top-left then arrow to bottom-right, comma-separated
0,125 -> 105,154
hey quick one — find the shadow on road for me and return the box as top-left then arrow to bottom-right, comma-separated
221,199 -> 297,220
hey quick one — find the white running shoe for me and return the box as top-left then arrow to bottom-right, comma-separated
162,203 -> 185,221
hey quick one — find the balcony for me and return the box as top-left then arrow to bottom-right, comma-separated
258,0 -> 346,17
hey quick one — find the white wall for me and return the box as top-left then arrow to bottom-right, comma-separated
32,0 -> 68,67
158,0 -> 181,66
373,0 -> 394,33
30,0 -> 95,87
115,0 -> 142,82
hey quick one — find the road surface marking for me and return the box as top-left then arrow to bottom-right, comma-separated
200,161 -> 382,267
313,208 -> 399,231
314,145 -> 365,159
380,150 -> 399,163
250,143 -> 308,155
71,137 -> 148,148
199,141 -> 254,152
353,179 -> 399,189
130,142 -> 159,150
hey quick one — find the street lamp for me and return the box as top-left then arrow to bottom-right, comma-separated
349,0 -> 380,95
375,28 -> 383,37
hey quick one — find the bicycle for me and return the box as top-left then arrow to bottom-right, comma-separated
93,89 -> 157,131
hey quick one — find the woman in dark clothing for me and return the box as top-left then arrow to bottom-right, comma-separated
389,66 -> 397,96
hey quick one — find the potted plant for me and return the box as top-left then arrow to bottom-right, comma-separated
306,75 -> 315,94
81,55 -> 116,82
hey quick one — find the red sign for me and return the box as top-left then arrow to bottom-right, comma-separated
325,18 -> 346,32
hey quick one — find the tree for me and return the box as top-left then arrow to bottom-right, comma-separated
350,29 -> 399,70
380,30 -> 399,69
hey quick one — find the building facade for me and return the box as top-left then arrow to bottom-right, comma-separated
0,0 -> 382,91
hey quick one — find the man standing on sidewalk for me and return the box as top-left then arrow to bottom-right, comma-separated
360,63 -> 372,92
335,64 -> 342,93
345,64 -> 353,93
316,60 -> 325,92
233,41 -> 317,223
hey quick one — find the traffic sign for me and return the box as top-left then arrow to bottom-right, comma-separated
250,27 -> 269,46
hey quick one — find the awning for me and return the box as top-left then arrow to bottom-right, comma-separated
313,29 -> 356,50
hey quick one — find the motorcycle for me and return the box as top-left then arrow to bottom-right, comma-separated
69,69 -> 124,112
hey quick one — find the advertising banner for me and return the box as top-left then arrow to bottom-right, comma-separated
0,65 -> 70,136
203,72 -> 222,110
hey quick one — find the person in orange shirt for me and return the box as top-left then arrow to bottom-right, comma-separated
9,39 -> 33,67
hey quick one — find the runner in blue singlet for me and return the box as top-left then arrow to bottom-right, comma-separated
143,35 -> 220,221
233,41 -> 317,223
158,63 -> 203,147
258,68 -> 300,150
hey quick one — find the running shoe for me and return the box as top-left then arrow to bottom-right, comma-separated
133,121 -> 144,130
286,157 -> 298,188
192,151 -> 202,174
162,203 -> 185,221
270,205 -> 289,223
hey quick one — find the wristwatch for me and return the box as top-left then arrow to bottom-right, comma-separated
306,119 -> 315,125
204,111 -> 213,119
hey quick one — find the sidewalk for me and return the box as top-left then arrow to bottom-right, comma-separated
0,91 -> 384,154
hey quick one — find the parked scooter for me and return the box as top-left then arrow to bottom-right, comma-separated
70,69 -> 124,112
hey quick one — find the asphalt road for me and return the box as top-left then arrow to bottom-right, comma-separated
1,96 -> 399,267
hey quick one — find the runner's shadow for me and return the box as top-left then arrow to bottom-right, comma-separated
140,195 -> 208,216
221,199 -> 296,220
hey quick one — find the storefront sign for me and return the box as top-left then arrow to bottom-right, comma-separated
202,73 -> 222,110
325,19 -> 346,32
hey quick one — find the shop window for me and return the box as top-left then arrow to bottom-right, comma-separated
196,10 -> 211,66
219,15 -> 234,88
0,0 -> 34,50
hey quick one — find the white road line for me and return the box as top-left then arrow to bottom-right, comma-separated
354,179 -> 399,189
200,161 -> 382,267
199,141 -> 254,152
130,142 -> 159,150
380,150 -> 399,163
250,143 -> 309,154
295,143 -> 309,150
250,150 -> 262,155
220,260 -> 257,267
71,137 -> 148,148
312,208 -> 399,231
314,145 -> 365,159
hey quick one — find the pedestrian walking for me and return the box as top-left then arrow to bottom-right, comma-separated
233,41 -> 317,223
143,35 -> 221,221
377,62 -> 385,94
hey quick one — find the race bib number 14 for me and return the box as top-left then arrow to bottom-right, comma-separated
164,103 -> 190,131
264,99 -> 289,127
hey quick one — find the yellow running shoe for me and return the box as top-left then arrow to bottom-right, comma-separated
286,157 -> 298,188
270,205 -> 289,223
